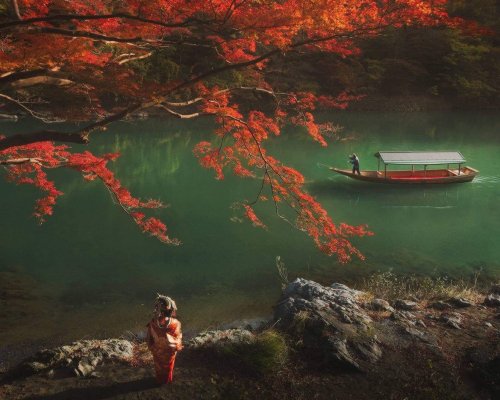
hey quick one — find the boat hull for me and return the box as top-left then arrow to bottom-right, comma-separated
331,167 -> 478,184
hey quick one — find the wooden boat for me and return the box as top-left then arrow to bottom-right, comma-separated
331,151 -> 478,184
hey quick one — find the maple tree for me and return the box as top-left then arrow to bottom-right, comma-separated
0,0 -> 459,262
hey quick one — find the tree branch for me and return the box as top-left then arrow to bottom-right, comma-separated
0,157 -> 42,165
0,131 -> 88,151
9,0 -> 21,20
0,13 -> 210,30
114,52 -> 153,65
23,26 -> 159,45
0,93 -> 63,122
156,105 -> 215,119
9,76 -> 74,89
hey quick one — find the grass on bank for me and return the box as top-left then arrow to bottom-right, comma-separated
358,270 -> 486,303
220,330 -> 288,376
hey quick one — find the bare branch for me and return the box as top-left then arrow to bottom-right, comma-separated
163,86 -> 281,108
0,157 -> 42,165
0,69 -> 55,85
9,76 -> 74,89
0,13 -> 211,31
156,105 -> 214,119
23,27 -> 160,45
116,52 -> 153,65
9,0 -> 21,20
0,93 -> 63,122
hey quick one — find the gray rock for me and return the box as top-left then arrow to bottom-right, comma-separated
75,359 -> 94,377
429,301 -> 451,310
24,361 -> 47,374
399,322 -> 439,347
369,299 -> 394,312
188,329 -> 254,349
394,299 -> 419,311
325,338 -> 360,371
447,297 -> 474,308
484,293 -> 500,307
391,310 -> 417,324
416,319 -> 427,328
440,312 -> 462,329
11,339 -> 134,378
490,284 -> 500,295
404,327 -> 429,342
354,340 -> 383,364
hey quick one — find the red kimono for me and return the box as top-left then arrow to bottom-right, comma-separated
147,317 -> 182,384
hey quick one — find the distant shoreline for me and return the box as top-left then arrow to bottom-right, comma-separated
1,96 -> 499,124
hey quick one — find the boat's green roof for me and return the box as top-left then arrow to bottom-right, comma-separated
375,151 -> 466,165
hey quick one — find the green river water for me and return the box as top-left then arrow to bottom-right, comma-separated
1,112 -> 499,350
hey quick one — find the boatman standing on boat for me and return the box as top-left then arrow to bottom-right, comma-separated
147,294 -> 183,384
349,153 -> 360,175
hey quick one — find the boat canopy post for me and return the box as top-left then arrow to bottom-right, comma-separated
384,163 -> 387,178
377,158 -> 380,172
458,163 -> 461,175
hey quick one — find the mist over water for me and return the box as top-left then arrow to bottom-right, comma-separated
1,112 -> 499,349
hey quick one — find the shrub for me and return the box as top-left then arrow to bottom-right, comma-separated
222,330 -> 288,376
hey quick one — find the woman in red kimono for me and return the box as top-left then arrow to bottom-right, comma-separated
146,294 -> 183,384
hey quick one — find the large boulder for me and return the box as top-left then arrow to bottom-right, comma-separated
274,279 -> 380,371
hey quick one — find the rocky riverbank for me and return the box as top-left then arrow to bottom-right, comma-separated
1,278 -> 499,400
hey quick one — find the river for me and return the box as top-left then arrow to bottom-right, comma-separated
1,112 -> 499,352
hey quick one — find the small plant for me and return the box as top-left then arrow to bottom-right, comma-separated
276,256 -> 289,290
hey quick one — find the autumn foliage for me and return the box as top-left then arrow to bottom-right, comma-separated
0,0 -> 457,262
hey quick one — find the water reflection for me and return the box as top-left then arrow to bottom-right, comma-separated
311,181 -> 464,208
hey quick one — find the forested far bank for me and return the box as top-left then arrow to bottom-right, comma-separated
265,0 -> 499,111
